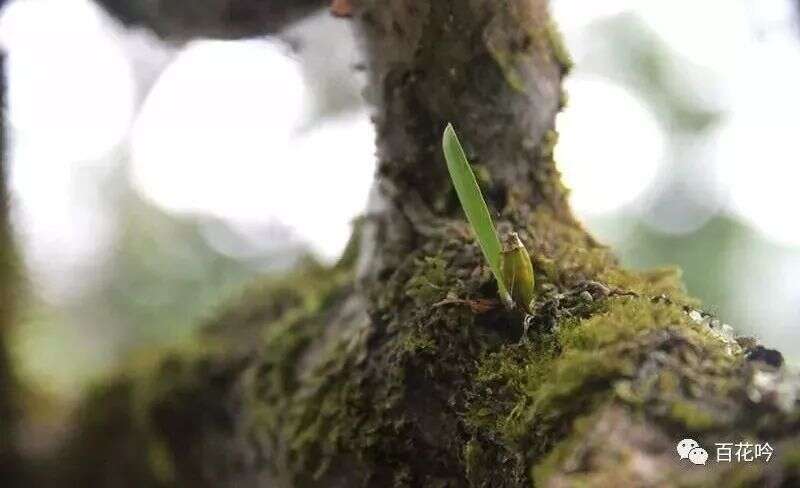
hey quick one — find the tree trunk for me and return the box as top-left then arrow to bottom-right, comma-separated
44,1 -> 800,487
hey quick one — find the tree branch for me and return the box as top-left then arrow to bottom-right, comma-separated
95,0 -> 329,39
355,0 -> 574,293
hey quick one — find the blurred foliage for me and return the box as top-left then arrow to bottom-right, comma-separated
13,167 -> 304,397
579,14 -> 723,131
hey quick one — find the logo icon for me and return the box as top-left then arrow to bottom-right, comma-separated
677,438 -> 709,465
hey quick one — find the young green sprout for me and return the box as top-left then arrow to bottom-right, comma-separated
442,124 -> 535,314
501,232 -> 536,315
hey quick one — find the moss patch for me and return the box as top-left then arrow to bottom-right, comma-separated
57,202 -> 800,487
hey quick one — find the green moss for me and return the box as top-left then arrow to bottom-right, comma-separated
406,256 -> 450,306
62,208 -> 794,487
524,206 -> 616,289
63,198 -> 759,487
668,401 -> 717,431
600,266 -> 698,306
784,445 -> 800,471
543,20 -> 573,75
462,288 -> 752,483
463,439 -> 482,480
484,6 -> 572,94
248,211 -> 582,484
486,45 -> 527,93
467,297 -> 672,432
59,136 -> 797,486
530,412 -> 593,486
558,297 -> 689,349
722,464 -> 767,487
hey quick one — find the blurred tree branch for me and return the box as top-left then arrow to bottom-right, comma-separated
0,53 -> 25,487
95,0 -> 329,39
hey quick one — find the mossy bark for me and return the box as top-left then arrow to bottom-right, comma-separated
52,1 -> 800,487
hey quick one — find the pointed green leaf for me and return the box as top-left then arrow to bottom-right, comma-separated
442,124 -> 509,300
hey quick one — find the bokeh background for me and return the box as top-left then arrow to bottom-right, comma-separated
1,0 -> 799,402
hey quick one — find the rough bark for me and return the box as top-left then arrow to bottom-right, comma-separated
48,1 -> 800,487
95,0 -> 328,39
